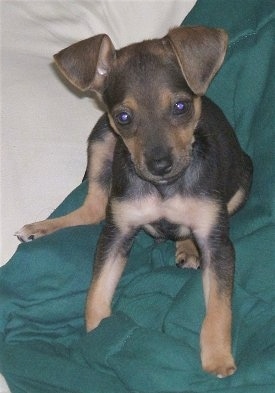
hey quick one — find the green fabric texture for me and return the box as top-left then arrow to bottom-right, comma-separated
1,0 -> 275,391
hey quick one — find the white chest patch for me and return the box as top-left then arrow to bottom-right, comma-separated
112,194 -> 220,240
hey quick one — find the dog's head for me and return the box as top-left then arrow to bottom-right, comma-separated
54,26 -> 227,184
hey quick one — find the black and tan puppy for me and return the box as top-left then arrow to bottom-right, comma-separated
16,26 -> 253,378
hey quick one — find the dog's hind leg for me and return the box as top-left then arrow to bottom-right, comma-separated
16,114 -> 116,242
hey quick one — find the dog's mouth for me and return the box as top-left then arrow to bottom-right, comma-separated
134,161 -> 188,185
129,148 -> 193,186
149,172 -> 182,185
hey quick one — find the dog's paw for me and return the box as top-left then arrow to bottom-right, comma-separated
175,239 -> 200,269
200,314 -> 236,378
15,221 -> 52,242
201,351 -> 237,378
176,252 -> 200,269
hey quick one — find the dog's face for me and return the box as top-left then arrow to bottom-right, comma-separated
54,27 -> 228,184
104,42 -> 202,184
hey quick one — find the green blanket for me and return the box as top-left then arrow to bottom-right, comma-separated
1,1 -> 275,392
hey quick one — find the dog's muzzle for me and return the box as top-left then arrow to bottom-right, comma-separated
135,146 -> 192,185
146,154 -> 173,176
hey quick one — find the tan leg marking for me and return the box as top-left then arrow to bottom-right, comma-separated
85,254 -> 126,332
16,132 -> 116,242
201,267 -> 236,377
176,238 -> 200,269
87,131 -> 115,180
15,183 -> 108,242
227,187 -> 245,215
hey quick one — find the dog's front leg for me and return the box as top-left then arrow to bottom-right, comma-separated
85,221 -> 136,332
16,115 -> 116,242
196,224 -> 237,378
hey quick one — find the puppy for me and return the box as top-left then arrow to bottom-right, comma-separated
16,26 -> 253,377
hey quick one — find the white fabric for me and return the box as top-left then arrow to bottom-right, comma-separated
1,2 -> 196,390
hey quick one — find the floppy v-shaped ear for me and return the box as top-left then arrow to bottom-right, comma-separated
167,26 -> 228,96
53,34 -> 116,93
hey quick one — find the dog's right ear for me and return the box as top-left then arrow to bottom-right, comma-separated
53,34 -> 116,93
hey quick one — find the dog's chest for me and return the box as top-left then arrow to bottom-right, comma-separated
112,194 -> 219,240
141,196 -> 194,240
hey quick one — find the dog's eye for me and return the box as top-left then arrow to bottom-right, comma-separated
173,101 -> 188,115
116,111 -> 132,125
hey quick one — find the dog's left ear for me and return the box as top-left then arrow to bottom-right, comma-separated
167,26 -> 228,96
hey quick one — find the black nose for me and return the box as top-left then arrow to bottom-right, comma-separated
146,154 -> 173,176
